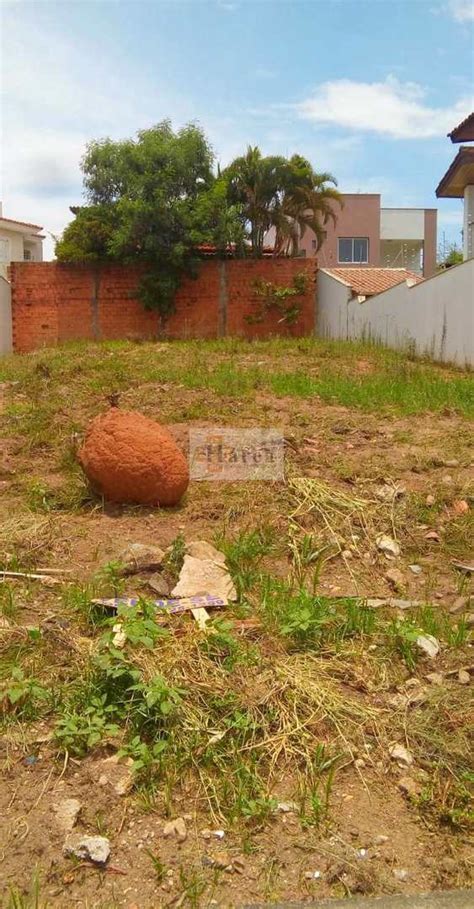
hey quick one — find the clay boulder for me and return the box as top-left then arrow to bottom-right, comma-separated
79,410 -> 189,507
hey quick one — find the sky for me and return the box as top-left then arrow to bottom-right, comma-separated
1,0 -> 473,259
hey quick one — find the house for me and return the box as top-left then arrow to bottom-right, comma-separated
319,266 -> 423,304
436,112 -> 474,261
298,193 -> 437,277
0,202 -> 44,278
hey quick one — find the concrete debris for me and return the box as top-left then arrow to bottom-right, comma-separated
185,540 -> 227,563
171,555 -> 237,602
416,634 -> 440,659
376,534 -> 400,558
163,817 -> 187,842
409,564 -> 423,575
389,743 -> 413,767
112,623 -> 126,648
118,542 -> 165,575
95,754 -> 134,796
53,798 -> 81,832
201,829 -> 225,840
64,834 -> 110,865
304,870 -> 322,880
146,574 -> 170,596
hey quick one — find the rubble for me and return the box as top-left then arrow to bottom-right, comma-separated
117,542 -> 165,575
416,634 -> 440,659
163,817 -> 187,842
389,743 -> 413,767
171,555 -> 237,602
53,798 -> 81,832
376,534 -> 400,558
64,834 -> 110,865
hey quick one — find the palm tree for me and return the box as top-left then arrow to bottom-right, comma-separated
224,147 -> 287,256
224,148 -> 342,257
273,155 -> 342,256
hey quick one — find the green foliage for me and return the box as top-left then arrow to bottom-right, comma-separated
248,272 -> 309,325
1,668 -> 49,720
224,146 -> 341,256
56,121 -> 227,322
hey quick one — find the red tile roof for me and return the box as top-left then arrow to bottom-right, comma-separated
0,215 -> 43,230
322,267 -> 423,296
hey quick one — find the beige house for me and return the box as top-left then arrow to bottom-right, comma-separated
0,202 -> 44,278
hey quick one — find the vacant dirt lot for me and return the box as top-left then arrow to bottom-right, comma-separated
0,338 -> 473,907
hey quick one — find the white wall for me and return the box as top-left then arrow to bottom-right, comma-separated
380,209 -> 425,240
0,277 -> 12,355
317,259 -> 474,367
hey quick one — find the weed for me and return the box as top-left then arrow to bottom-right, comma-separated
0,668 -> 49,721
163,531 -> 186,579
145,848 -> 167,883
218,527 -> 276,596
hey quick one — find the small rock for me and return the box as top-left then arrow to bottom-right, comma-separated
444,459 -> 459,468
341,549 -> 353,560
276,800 -> 298,814
98,754 -> 134,796
425,495 -> 435,506
385,568 -> 405,592
354,758 -> 366,769
375,484 -> 405,503
203,851 -> 232,871
408,564 -> 422,575
118,542 -> 166,576
426,672 -> 444,685
171,556 -> 237,602
440,856 -> 457,874
163,817 -> 187,843
64,834 -> 110,865
304,870 -> 322,880
374,835 -> 389,846
450,596 -> 470,615
458,669 -> 470,685
442,475 -> 453,486
232,857 -> 245,875
112,623 -> 126,649
376,534 -> 400,558
146,574 -> 170,596
356,848 -> 368,859
466,614 -> 474,628
185,540 -> 227,563
416,634 -> 440,659
398,776 -> 421,798
389,743 -> 413,766
393,868 -> 410,882
53,799 -> 81,832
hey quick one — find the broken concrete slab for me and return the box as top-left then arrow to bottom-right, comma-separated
171,555 -> 237,602
117,542 -> 165,575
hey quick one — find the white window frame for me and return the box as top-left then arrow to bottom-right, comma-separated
338,237 -> 369,264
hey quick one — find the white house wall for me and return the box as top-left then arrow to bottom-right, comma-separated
317,259 -> 474,367
380,209 -> 425,240
0,277 -> 12,355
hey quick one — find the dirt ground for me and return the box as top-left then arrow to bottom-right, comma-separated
0,340 -> 473,907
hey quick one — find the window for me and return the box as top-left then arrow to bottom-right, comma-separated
24,249 -> 32,261
338,237 -> 369,264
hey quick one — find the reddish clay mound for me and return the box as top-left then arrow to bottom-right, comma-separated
79,410 -> 189,506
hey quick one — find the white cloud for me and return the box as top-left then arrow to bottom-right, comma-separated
296,76 -> 473,139
447,1 -> 474,22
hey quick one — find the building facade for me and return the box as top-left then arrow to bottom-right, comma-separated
298,193 -> 437,277
436,112 -> 474,262
0,203 -> 44,279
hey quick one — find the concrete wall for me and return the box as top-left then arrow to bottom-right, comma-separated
0,226 -> 43,279
317,258 -> 474,367
10,259 -> 316,353
0,277 -> 12,355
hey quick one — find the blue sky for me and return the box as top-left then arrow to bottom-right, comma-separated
1,0 -> 473,258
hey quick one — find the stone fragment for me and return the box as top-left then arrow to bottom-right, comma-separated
185,540 -> 226,563
146,574 -> 170,596
416,634 -> 440,659
426,672 -> 444,685
275,800 -> 299,814
163,817 -> 187,842
458,669 -> 470,685
64,834 -> 110,865
118,542 -> 166,575
389,743 -> 413,767
376,535 -> 400,558
425,495 -> 435,506
171,555 -> 237,601
393,868 -> 410,882
450,596 -> 470,615
79,409 -> 189,507
408,564 -> 422,575
53,798 -> 81,832
452,499 -> 469,515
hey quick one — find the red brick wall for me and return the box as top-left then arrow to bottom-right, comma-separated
10,259 -> 316,353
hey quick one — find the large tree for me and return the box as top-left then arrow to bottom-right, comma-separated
56,121 -> 237,321
223,147 -> 342,257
